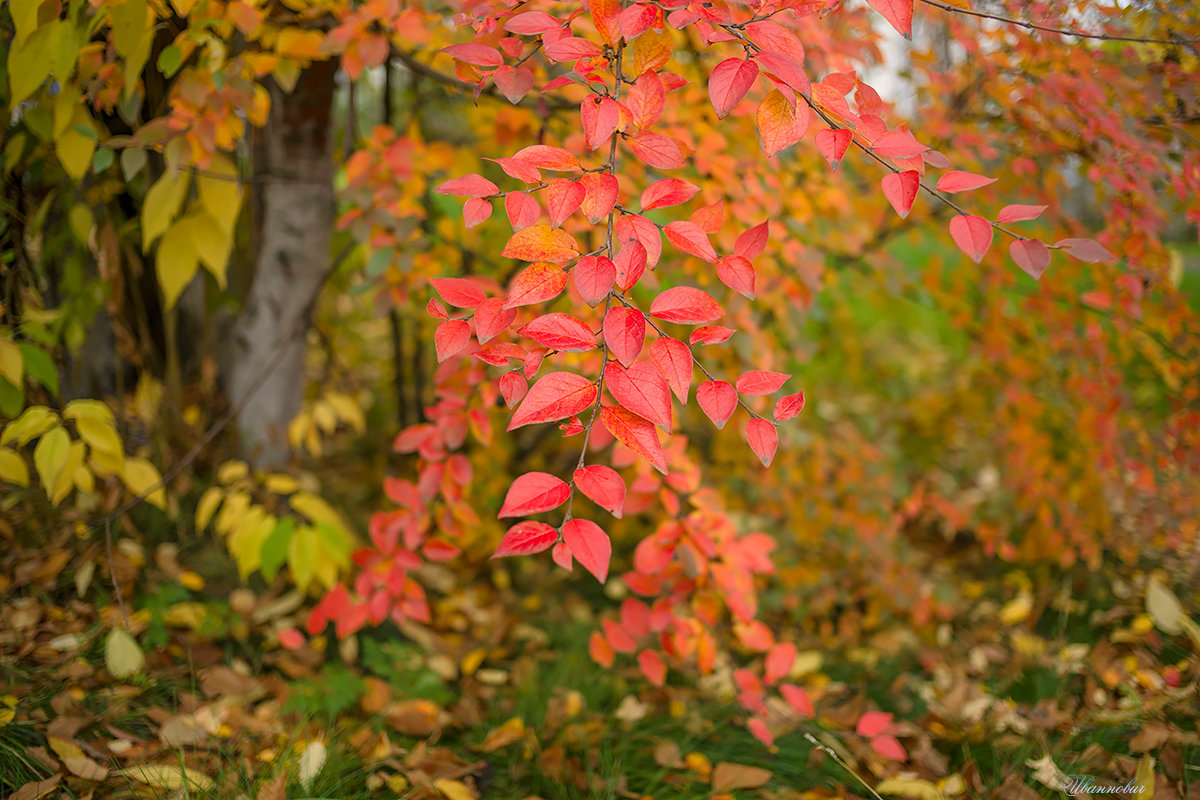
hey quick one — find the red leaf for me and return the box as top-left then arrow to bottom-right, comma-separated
547,178 -> 585,228
627,130 -> 685,170
949,215 -> 993,263
1055,238 -> 1115,263
519,313 -> 597,352
430,277 -> 487,308
591,0 -> 621,46
641,178 -> 700,211
881,170 -> 920,219
545,36 -> 602,62
501,225 -> 580,263
493,520 -> 558,557
619,3 -> 657,40
474,342 -> 526,367
505,263 -> 567,309
441,42 -> 503,67
574,465 -> 626,518
745,418 -> 778,467
499,372 -> 528,408
581,95 -> 620,151
616,214 -> 663,268
736,369 -> 789,396
735,222 -> 769,259
871,735 -> 907,761
489,156 -> 541,183
628,70 -> 665,128
436,173 -> 499,197
872,127 -> 927,159
499,471 -> 571,517
757,89 -> 806,156
638,649 -> 666,686
1010,239 -> 1050,280
717,255 -> 756,299
562,518 -> 611,582
279,628 -> 304,649
996,204 -> 1047,223
856,711 -> 893,738
435,319 -> 471,362
690,325 -> 735,346
474,297 -> 516,343
754,50 -> 810,94
427,298 -> 448,319
508,372 -> 598,429
504,11 -> 560,35
552,540 -> 573,570
650,286 -> 724,324
815,128 -> 852,168
748,717 -> 775,748
574,255 -> 616,306
773,392 -> 805,421
513,145 -> 581,171
505,192 -> 540,231
589,629 -> 614,666
746,20 -> 805,61
604,306 -> 646,367
936,170 -> 997,193
463,198 -> 492,229
651,337 -> 692,404
865,0 -> 912,37
601,405 -> 667,473
605,361 -> 672,429
780,684 -> 814,716
492,64 -> 534,104
613,241 -> 648,292
663,221 -> 718,262
697,380 -> 737,429
709,57 -> 759,119
691,200 -> 724,234
579,173 -> 619,223
765,642 -> 796,684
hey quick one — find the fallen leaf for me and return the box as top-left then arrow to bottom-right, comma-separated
114,764 -> 215,791
104,628 -> 144,679
434,777 -> 477,800
1146,575 -> 1185,635
876,776 -> 943,799
712,761 -> 773,792
298,739 -> 327,790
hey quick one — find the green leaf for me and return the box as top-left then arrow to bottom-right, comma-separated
157,44 -> 183,78
288,525 -> 319,592
33,425 -> 70,491
92,146 -> 114,173
18,343 -> 58,396
0,378 -> 23,418
120,147 -> 147,181
260,516 -> 295,583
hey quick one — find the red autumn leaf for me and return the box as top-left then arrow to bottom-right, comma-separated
745,418 -> 778,467
638,649 -> 666,686
604,306 -> 646,367
616,213 -> 663,267
651,336 -> 692,404
498,471 -> 571,517
815,128 -> 852,168
591,0 -> 621,46
505,192 -> 540,231
663,221 -> 718,262
552,540 -> 573,571
499,371 -> 528,408
278,628 -> 304,649
474,297 -> 516,343
773,392 -> 805,421
474,342 -> 526,367
492,64 -> 534,104
856,711 -> 893,738
757,89 -> 806,156
505,262 -> 567,309
589,629 -> 614,666
881,170 -> 920,218
501,225 -> 580,263
690,325 -> 735,346
1010,239 -> 1050,280
641,178 -> 700,211
736,370 -> 790,396
735,222 -> 769,259
435,319 -> 471,362
440,42 -> 503,67
545,36 -> 603,62
574,255 -> 616,306
430,277 -> 487,308
427,297 -> 448,319
709,57 -> 759,119
755,50 -> 810,94
574,465 -> 627,518
504,11 -> 560,35
748,718 -> 775,748
764,641 -> 796,684
650,286 -> 724,324
619,3 -> 657,40
865,0 -> 912,37
508,372 -> 598,429
601,405 -> 667,474
717,255 -> 756,299
627,130 -> 686,170
949,214 -> 994,263
489,156 -> 541,183
493,520 -> 558,557
436,173 -> 499,197
691,200 -> 724,233
780,684 -> 814,716
579,173 -> 619,223
463,197 -> 492,229
581,95 -> 620,150
603,618 -> 637,653
562,518 -> 611,582
605,361 -> 672,429
871,735 -> 907,761
518,313 -> 597,352
746,20 -> 805,61
628,70 -> 665,128
697,380 -> 737,429
872,127 -> 927,159
547,178 -> 585,228
996,204 -> 1047,223
513,145 -> 581,171
1055,237 -> 1115,263
613,241 -> 648,292
936,170 -> 997,193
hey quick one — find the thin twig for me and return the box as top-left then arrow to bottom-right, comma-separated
919,0 -> 1198,46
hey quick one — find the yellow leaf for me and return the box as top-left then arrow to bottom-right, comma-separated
215,490 -> 251,536
156,217 -> 201,308
7,20 -> 61,104
64,398 -> 115,423
187,212 -> 234,288
298,740 -> 327,790
114,764 -> 215,791
48,736 -> 109,780
195,486 -> 224,531
217,459 -> 249,484
1000,592 -> 1033,625
264,473 -> 299,494
711,762 -> 772,792
275,28 -> 325,60
10,0 -> 39,46
162,602 -> 207,629
500,225 -> 580,263
326,392 -> 366,433
1146,575 -> 1184,635
33,425 -> 70,491
0,448 -> 29,487
1134,754 -> 1155,800
0,694 -> 16,726
288,526 -> 318,591
105,628 -> 145,678
198,154 -> 243,235
0,337 -> 22,385
111,0 -> 148,59
229,508 -> 272,579
142,169 -> 191,249
290,492 -> 346,530
877,777 -> 944,800
75,415 -> 124,457
50,440 -> 85,505
56,122 -> 97,181
122,456 -> 166,510
1,406 -> 58,446
433,778 -> 477,800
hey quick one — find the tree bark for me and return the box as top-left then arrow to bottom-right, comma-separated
226,62 -> 338,467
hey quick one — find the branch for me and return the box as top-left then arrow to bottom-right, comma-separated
391,47 -> 575,112
919,0 -> 1199,46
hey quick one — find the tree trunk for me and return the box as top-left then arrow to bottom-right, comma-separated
226,62 -> 338,467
